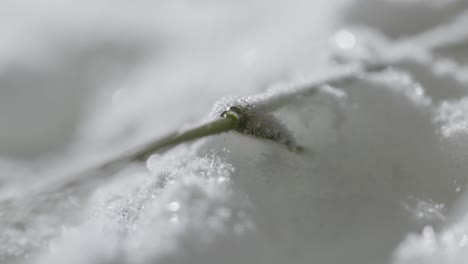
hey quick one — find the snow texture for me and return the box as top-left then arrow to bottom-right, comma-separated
2,0 -> 468,264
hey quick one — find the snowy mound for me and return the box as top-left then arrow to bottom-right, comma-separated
2,1 -> 468,264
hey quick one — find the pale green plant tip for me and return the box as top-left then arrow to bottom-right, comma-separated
133,108 -> 242,161
132,104 -> 303,161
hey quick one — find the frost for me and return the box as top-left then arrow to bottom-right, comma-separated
436,98 -> 468,137
2,1 -> 468,264
34,147 -> 254,264
394,219 -> 468,264
401,197 -> 446,223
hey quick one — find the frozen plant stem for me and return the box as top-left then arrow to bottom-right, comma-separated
254,63 -> 386,112
131,110 -> 241,161
42,63 -> 385,193
48,109 -> 242,192
127,65 -> 385,161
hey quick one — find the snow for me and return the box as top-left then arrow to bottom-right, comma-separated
2,0 -> 468,264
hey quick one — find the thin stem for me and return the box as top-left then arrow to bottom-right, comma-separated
256,63 -> 386,112
130,111 -> 241,161
38,63 -> 386,195
40,111 -> 242,194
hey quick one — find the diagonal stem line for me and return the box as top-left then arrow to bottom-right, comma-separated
130,113 -> 241,161
32,63 -> 386,196
255,63 -> 386,112
38,114 -> 241,195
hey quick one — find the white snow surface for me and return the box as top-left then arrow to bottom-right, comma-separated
2,0 -> 468,263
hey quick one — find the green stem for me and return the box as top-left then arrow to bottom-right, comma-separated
130,111 -> 241,161
42,110 -> 242,193
40,64 -> 386,194
0,111 -> 244,211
